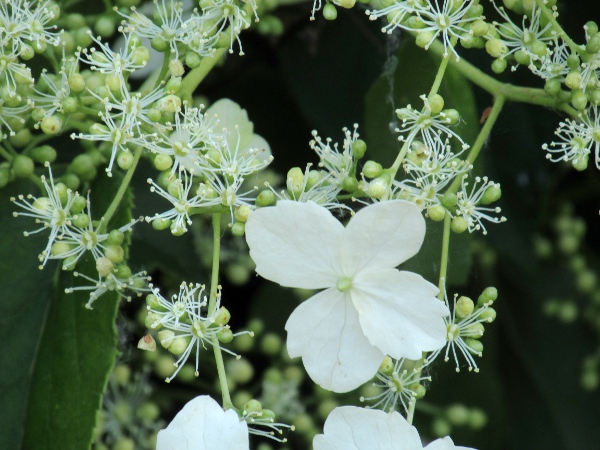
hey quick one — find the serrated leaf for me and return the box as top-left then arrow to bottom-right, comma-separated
365,40 -> 480,285
21,172 -> 132,450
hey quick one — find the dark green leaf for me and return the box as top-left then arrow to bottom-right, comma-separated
22,172 -> 132,450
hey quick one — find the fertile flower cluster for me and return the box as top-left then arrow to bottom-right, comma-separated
145,282 -> 248,382
11,165 -> 146,308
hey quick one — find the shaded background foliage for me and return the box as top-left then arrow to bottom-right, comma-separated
3,1 -> 600,449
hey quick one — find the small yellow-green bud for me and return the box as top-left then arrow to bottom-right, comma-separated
323,3 -> 337,20
456,296 -> 474,318
428,204 -> 446,221
451,216 -> 468,233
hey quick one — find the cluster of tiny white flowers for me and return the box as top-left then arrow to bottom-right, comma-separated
455,175 -> 506,235
366,0 -> 481,59
395,95 -> 469,152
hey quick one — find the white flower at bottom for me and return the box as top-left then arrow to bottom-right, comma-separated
313,406 -> 474,450
156,396 -> 249,450
245,200 -> 449,393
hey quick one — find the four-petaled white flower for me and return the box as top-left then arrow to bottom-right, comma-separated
245,200 -> 449,393
157,395 -> 249,450
314,406 -> 475,450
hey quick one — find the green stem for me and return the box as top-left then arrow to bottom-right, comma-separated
154,52 -> 172,90
425,38 -> 574,114
0,145 -> 13,161
446,95 -> 506,195
534,0 -> 582,56
407,397 -> 417,425
429,53 -> 451,98
437,214 -> 451,300
80,106 -> 101,117
23,133 -> 54,153
207,213 -> 234,410
179,48 -> 227,101
98,147 -> 142,234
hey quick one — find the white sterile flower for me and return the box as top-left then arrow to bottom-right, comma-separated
396,96 -> 468,152
455,176 -> 506,234
245,200 -> 449,393
310,124 -> 358,186
491,1 -> 554,59
157,395 -> 249,450
313,406 -> 475,450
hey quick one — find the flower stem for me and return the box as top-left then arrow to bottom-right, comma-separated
98,146 -> 142,234
534,0 -> 582,56
446,94 -> 506,195
0,145 -> 14,161
179,48 -> 227,102
437,214 -> 451,300
407,397 -> 417,425
154,52 -> 172,90
208,213 -> 234,410
429,53 -> 451,98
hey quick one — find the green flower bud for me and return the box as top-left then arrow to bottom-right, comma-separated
244,399 -> 262,414
587,35 -> 600,54
565,71 -> 582,90
323,3 -> 337,20
544,79 -> 562,96
486,38 -> 508,58
169,59 -> 185,78
62,255 -> 78,271
466,322 -> 484,338
577,270 -> 597,294
72,213 -> 90,229
20,44 -> 34,60
465,338 -> 483,354
105,244 -> 124,264
480,184 -> 501,205
451,216 -> 468,233
227,358 -> 254,384
352,139 -> 367,158
96,256 -> 114,277
30,145 -> 57,164
0,167 -> 10,188
441,191 -> 457,208
456,296 -> 474,318
157,330 -> 174,349
51,241 -> 73,256
113,264 -> 132,279
427,204 -> 446,221
514,49 -> 531,66
233,333 -> 254,352
566,53 -> 581,70
136,401 -> 160,423
572,155 -> 589,171
446,403 -> 470,426
367,178 -> 387,199
428,94 -> 445,115
12,155 -> 34,178
470,19 -> 489,37
477,286 -> 498,306
286,167 -> 304,196
362,160 -> 383,178
94,15 -> 116,38
232,205 -> 250,223
341,176 -> 358,193
217,327 -> 234,343
117,151 -> 134,170
69,154 -> 96,181
432,417 -> 452,438
415,30 -> 435,49
469,408 -> 488,429
41,115 -> 63,135
75,27 -> 93,48
479,307 -> 496,323
379,355 -> 394,375
157,94 -> 182,113
185,52 -> 202,69
572,89 -> 588,110
106,230 -> 124,246
152,217 -> 172,231
261,332 -> 282,356
529,40 -> 547,58
168,336 -> 189,355
214,306 -> 231,326
166,76 -> 182,93
442,109 -> 460,125
10,129 -> 32,148
68,196 -> 86,215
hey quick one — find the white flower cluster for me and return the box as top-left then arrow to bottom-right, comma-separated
366,0 -> 482,59
145,99 -> 273,232
11,164 -> 148,308
145,282 -> 248,382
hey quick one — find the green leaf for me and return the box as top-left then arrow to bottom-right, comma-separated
21,172 -> 132,450
365,40 -> 480,285
0,180 -> 55,450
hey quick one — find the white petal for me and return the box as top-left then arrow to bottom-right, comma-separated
285,288 -> 384,393
340,200 -> 425,276
424,436 -> 475,450
245,201 -> 344,289
352,269 -> 448,360
156,396 -> 249,450
246,133 -> 272,162
313,406 -> 422,450
206,98 -> 254,150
